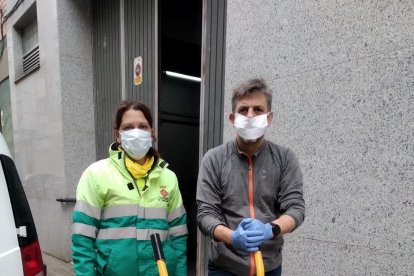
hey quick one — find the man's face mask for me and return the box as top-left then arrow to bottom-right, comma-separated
120,128 -> 152,160
234,113 -> 269,142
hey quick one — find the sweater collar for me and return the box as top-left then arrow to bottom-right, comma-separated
232,139 -> 267,158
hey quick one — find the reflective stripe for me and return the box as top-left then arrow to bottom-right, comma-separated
96,227 -> 169,241
97,227 -> 137,239
168,205 -> 186,222
73,223 -> 98,238
138,207 -> 168,219
137,229 -> 169,241
74,200 -> 102,220
102,204 -> 168,220
169,224 -> 188,236
102,205 -> 138,219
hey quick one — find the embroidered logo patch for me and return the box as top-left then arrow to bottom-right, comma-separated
158,185 -> 169,202
160,188 -> 169,198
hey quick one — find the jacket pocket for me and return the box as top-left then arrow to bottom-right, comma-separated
163,241 -> 180,274
210,241 -> 249,276
96,249 -> 112,275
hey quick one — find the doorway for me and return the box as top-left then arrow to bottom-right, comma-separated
158,0 -> 202,274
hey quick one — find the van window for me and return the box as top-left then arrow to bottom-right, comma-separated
0,154 -> 38,247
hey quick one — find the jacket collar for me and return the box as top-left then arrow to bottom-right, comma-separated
108,142 -> 168,179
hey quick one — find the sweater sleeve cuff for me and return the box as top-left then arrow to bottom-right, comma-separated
284,209 -> 305,230
210,223 -> 226,241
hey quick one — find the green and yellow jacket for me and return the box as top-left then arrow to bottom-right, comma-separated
72,144 -> 188,276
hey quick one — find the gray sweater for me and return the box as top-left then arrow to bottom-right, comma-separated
196,139 -> 305,275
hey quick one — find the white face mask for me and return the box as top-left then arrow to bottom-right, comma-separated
234,113 -> 269,142
120,128 -> 152,160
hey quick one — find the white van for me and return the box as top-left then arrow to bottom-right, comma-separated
0,133 -> 46,276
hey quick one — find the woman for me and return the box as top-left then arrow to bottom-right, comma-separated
72,100 -> 188,275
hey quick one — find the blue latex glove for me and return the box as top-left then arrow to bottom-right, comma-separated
231,218 -> 264,252
243,219 -> 273,241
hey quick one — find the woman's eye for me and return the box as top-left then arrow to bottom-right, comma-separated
122,126 -> 133,131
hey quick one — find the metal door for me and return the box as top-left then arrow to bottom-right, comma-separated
93,0 -> 157,160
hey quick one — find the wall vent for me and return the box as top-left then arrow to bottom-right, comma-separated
22,45 -> 39,76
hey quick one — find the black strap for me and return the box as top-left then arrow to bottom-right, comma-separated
159,160 -> 167,168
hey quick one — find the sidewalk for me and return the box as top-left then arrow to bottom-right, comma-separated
42,252 -> 196,275
42,253 -> 74,276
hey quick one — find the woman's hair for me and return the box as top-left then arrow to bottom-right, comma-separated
113,100 -> 159,157
231,78 -> 272,112
114,100 -> 153,130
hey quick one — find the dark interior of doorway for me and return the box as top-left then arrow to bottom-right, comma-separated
158,1 -> 202,274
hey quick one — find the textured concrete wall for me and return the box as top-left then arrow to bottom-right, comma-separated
7,0 -> 94,261
57,0 -> 94,210
7,0 -> 67,260
224,1 -> 414,275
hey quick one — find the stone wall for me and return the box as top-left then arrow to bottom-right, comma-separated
224,1 -> 414,274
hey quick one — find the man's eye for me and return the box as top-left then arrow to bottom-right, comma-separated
254,107 -> 264,114
238,108 -> 248,114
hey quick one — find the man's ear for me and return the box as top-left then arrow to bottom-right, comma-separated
229,113 -> 235,124
267,112 -> 274,124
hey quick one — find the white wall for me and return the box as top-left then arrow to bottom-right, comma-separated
224,1 -> 414,275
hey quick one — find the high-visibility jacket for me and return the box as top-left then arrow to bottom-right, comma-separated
72,144 -> 188,276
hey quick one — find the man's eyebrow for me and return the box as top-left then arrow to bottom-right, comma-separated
238,104 -> 264,108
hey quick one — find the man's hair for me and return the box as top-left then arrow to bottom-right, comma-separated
231,78 -> 272,112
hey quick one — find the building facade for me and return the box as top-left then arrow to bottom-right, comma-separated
3,0 -> 413,275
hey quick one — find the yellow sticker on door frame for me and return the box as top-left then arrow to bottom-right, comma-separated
134,56 -> 142,85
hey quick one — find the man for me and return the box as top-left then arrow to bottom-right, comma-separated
196,78 -> 305,276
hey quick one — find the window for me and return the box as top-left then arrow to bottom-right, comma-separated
21,17 -> 37,54
12,2 -> 39,82
21,17 -> 39,76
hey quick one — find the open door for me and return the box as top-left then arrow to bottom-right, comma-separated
158,1 -> 227,275
158,1 -> 202,275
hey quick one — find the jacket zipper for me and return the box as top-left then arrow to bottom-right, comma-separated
122,154 -> 142,197
131,176 -> 141,197
129,176 -> 150,197
247,155 -> 255,276
123,155 -> 154,196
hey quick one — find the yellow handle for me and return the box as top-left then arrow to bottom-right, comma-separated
156,260 -> 168,276
254,251 -> 265,276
